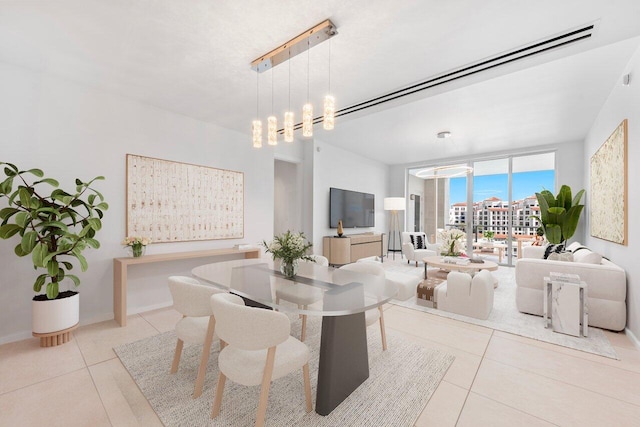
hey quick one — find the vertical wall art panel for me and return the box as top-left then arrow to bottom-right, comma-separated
589,119 -> 627,245
126,154 -> 244,242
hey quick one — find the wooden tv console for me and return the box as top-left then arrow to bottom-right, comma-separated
322,233 -> 384,265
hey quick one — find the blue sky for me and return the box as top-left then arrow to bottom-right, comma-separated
449,170 -> 555,204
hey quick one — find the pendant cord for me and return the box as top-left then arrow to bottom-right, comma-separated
271,68 -> 274,115
328,39 -> 331,94
256,70 -> 259,119
288,49 -> 291,110
307,39 -> 310,102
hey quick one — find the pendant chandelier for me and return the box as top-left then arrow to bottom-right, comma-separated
250,19 -> 338,147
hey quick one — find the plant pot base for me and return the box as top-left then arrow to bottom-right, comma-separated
32,323 -> 78,347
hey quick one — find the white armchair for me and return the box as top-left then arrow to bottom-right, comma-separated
401,232 -> 439,266
436,270 -> 494,320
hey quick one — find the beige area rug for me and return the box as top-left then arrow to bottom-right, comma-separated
114,316 -> 454,426
383,259 -> 619,359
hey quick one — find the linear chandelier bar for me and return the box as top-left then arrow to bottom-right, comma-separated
251,19 -> 338,73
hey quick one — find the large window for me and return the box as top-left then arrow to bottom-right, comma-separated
408,152 -> 555,265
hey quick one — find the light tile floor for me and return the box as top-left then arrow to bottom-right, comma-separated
1,304 -> 639,426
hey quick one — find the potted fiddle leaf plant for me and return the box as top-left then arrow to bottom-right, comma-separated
0,163 -> 108,346
532,185 -> 584,246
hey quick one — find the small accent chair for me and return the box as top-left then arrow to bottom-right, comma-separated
401,232 -> 439,266
276,255 -> 327,342
210,293 -> 312,426
168,276 -> 225,398
338,262 -> 388,350
435,270 -> 494,320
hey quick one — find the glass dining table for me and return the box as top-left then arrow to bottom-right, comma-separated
192,258 -> 398,416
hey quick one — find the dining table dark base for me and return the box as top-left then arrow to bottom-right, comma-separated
315,312 -> 370,416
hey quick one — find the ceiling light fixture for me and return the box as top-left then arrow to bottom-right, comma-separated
268,69 -> 277,145
252,72 -> 262,148
437,131 -> 452,139
250,19 -> 337,146
284,49 -> 294,142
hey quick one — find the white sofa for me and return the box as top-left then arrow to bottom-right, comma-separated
435,270 -> 494,320
401,232 -> 439,267
515,242 -> 627,331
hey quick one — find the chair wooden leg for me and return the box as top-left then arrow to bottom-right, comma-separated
303,363 -> 312,412
211,371 -> 227,418
415,261 -> 418,267
301,314 -> 307,342
378,306 -> 387,351
194,316 -> 216,398
255,346 -> 276,427
298,304 -> 302,319
170,339 -> 184,373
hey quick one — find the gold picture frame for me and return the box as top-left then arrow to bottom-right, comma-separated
589,119 -> 628,245
126,154 -> 244,242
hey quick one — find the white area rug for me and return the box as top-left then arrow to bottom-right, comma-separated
115,316 -> 454,426
383,259 -> 619,359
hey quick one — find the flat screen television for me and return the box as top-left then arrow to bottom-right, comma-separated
329,187 -> 375,228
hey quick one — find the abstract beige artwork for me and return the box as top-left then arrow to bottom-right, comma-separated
590,119 -> 627,245
126,154 -> 244,242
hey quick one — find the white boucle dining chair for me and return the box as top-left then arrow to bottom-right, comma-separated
338,262 -> 388,350
210,293 -> 312,427
275,255 -> 328,342
168,276 -> 224,398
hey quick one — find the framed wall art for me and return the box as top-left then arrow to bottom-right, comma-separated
126,154 -> 244,242
589,119 -> 627,245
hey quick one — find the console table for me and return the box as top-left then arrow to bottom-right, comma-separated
322,233 -> 384,266
113,247 -> 260,326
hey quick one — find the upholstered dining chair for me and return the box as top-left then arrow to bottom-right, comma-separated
168,276 -> 225,398
275,255 -> 327,342
210,293 -> 312,427
338,262 -> 388,350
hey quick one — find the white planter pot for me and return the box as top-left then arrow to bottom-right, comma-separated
32,292 -> 79,334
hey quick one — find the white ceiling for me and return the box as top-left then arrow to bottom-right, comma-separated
1,0 -> 639,164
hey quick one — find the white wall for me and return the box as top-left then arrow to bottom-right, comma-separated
407,174 -> 424,232
312,140 -> 389,253
0,63 -> 276,343
274,159 -> 302,236
583,41 -> 640,340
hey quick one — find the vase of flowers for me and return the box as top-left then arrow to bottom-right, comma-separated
122,236 -> 151,258
262,231 -> 314,279
439,228 -> 466,257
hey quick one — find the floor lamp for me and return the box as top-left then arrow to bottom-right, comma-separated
384,197 -> 405,260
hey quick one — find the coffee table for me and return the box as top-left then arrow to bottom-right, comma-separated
423,256 -> 498,279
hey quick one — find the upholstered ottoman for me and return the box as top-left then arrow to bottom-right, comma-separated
356,257 -> 421,301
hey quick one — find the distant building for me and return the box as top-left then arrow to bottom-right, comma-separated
449,196 -> 541,237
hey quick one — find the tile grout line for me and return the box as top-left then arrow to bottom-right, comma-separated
464,390 -> 562,427
386,324 -> 488,358
86,363 -> 116,427
454,329 -> 494,426
0,365 -> 88,397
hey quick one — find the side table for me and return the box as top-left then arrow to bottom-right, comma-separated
543,277 -> 588,337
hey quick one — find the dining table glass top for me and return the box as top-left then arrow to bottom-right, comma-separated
191,258 -> 397,316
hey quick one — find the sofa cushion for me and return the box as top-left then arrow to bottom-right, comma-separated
543,243 -> 565,259
548,252 -> 574,262
572,248 -> 603,264
566,241 -> 582,252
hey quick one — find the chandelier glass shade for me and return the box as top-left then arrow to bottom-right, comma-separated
302,103 -> 313,137
323,95 -> 335,130
267,115 -> 277,145
252,120 -> 262,148
284,111 -> 294,142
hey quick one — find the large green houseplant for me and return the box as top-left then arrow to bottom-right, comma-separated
0,163 -> 108,341
532,185 -> 584,245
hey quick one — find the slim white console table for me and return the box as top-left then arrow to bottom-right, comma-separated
113,247 -> 260,326
322,233 -> 384,266
543,276 -> 588,337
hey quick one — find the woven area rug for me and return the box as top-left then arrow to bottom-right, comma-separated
382,260 -> 618,359
114,316 -> 454,426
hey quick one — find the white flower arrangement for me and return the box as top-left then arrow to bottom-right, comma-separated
439,228 -> 466,256
121,236 -> 151,247
262,231 -> 314,265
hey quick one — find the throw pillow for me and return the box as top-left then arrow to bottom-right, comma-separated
409,234 -> 427,249
548,252 -> 574,262
573,248 -> 603,264
543,243 -> 565,259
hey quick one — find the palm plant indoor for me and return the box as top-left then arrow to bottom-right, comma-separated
532,185 -> 584,245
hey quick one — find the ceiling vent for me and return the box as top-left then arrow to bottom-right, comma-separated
293,23 -> 597,130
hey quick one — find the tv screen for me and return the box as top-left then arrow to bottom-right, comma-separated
330,187 -> 375,228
